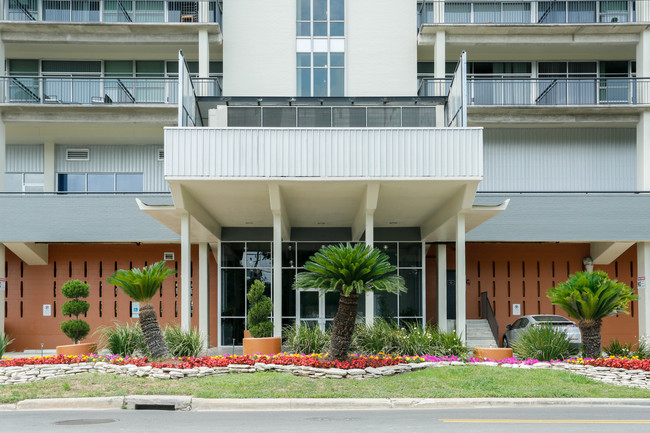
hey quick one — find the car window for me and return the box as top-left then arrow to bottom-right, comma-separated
519,318 -> 529,328
510,319 -> 521,329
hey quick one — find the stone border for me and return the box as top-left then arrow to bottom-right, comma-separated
1,360 -> 650,389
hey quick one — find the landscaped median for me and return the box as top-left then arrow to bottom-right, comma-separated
2,353 -> 650,391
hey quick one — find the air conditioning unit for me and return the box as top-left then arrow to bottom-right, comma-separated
163,252 -> 175,261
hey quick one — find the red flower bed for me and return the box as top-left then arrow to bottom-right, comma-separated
581,357 -> 650,371
0,353 -> 412,370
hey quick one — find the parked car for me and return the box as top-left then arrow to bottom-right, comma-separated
502,315 -> 582,350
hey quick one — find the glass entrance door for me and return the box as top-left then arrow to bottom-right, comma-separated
297,289 -> 339,331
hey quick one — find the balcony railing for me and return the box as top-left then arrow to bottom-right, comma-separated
419,77 -> 650,105
418,0 -> 645,25
0,75 -> 221,105
4,0 -> 222,24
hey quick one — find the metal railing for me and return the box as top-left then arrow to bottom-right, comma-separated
419,77 -> 650,105
480,291 -> 499,345
418,0 -> 645,25
4,0 -> 222,24
0,75 -> 221,104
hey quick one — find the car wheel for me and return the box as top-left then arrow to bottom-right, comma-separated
502,336 -> 509,348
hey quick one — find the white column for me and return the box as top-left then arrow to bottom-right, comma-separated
365,212 -> 374,325
455,214 -> 466,342
180,212 -> 191,332
198,30 -> 210,97
434,31 -> 446,126
0,40 -> 5,103
433,0 -> 445,24
198,0 -> 210,23
273,213 -> 283,338
638,243 -> 650,338
43,142 -> 55,192
215,242 -> 223,346
0,120 -> 5,192
638,112 -> 650,190
437,244 -> 447,332
198,242 -> 209,349
0,244 -> 5,336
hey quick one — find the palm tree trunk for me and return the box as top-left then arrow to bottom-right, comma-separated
327,292 -> 359,362
139,303 -> 169,359
579,319 -> 602,359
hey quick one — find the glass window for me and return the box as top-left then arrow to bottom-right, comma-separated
57,173 -> 86,192
5,174 -> 23,192
222,243 -> 246,267
330,68 -> 344,97
88,174 -> 114,192
313,21 -> 328,36
105,61 -> 133,76
330,0 -> 344,20
313,68 -> 328,97
297,22 -> 311,36
330,22 -> 344,37
297,68 -> 311,97
330,53 -> 344,67
115,174 -> 143,192
313,0 -> 327,20
245,242 -> 273,268
313,53 -> 328,67
297,0 -> 311,20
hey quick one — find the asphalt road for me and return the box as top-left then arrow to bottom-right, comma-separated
2,407 -> 650,432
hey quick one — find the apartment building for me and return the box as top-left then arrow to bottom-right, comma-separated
1,0 -> 648,351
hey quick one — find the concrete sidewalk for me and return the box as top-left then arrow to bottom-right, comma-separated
2,396 -> 650,411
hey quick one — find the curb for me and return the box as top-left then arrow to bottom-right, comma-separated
3,396 -> 650,411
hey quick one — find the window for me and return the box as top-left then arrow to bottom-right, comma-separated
297,0 -> 345,97
57,173 -> 143,192
5,173 -> 44,192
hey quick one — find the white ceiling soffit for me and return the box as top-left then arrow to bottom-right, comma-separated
136,199 -> 220,243
425,199 -> 510,242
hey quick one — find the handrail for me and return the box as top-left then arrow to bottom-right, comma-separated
535,79 -> 558,103
480,291 -> 499,344
116,79 -> 136,103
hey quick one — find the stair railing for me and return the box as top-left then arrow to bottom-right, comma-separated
480,291 -> 499,344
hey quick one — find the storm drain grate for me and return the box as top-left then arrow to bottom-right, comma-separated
134,404 -> 177,411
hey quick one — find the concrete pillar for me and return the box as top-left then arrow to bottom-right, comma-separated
215,241 -> 223,346
198,242 -> 209,349
198,0 -> 210,23
180,212 -> 191,332
437,244 -> 447,332
455,214 -> 466,342
638,243 -> 650,339
0,40 -> 5,103
198,29 -> 210,97
434,31 -> 446,126
637,112 -> 650,190
0,120 -> 5,192
365,212 -> 374,325
433,0 -> 445,24
43,142 -> 55,192
272,213 -> 283,338
0,244 -> 5,336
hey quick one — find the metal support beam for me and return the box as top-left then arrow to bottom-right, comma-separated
437,244 -> 447,332
198,242 -> 209,349
455,214 -> 466,343
180,212 -> 192,332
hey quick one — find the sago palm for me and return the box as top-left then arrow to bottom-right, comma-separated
294,243 -> 406,361
107,261 -> 176,358
547,270 -> 637,359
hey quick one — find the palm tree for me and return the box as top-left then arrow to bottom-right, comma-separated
547,270 -> 637,359
294,243 -> 406,361
107,261 -> 176,358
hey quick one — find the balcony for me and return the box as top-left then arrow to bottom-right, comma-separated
418,0 -> 645,25
0,75 -> 222,105
3,0 -> 222,24
419,77 -> 650,105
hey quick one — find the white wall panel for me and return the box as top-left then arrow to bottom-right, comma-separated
56,144 -> 167,192
165,128 -> 483,179
480,128 -> 635,192
347,0 -> 417,96
6,145 -> 43,172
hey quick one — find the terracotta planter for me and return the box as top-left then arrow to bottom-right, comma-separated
473,347 -> 513,360
56,342 -> 97,357
242,337 -> 282,356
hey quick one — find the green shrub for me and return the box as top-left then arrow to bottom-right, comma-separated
350,319 -> 469,357
60,279 -> 91,344
511,323 -> 578,361
604,338 -> 635,358
351,319 -> 400,355
164,324 -> 204,357
96,322 -> 148,357
0,333 -> 14,357
247,280 -> 273,338
283,323 -> 330,354
633,338 -> 650,359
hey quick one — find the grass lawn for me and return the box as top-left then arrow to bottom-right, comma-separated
2,366 -> 650,403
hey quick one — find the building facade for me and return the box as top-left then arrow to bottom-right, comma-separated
1,0 -> 649,351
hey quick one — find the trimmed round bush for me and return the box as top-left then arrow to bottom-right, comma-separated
60,279 -> 91,344
247,280 -> 273,338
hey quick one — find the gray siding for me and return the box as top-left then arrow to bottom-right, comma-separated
56,144 -> 167,192
6,145 -> 44,172
480,128 -> 635,192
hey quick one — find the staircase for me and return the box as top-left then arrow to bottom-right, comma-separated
466,319 -> 498,348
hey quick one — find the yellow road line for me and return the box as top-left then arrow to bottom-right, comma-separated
440,419 -> 650,424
